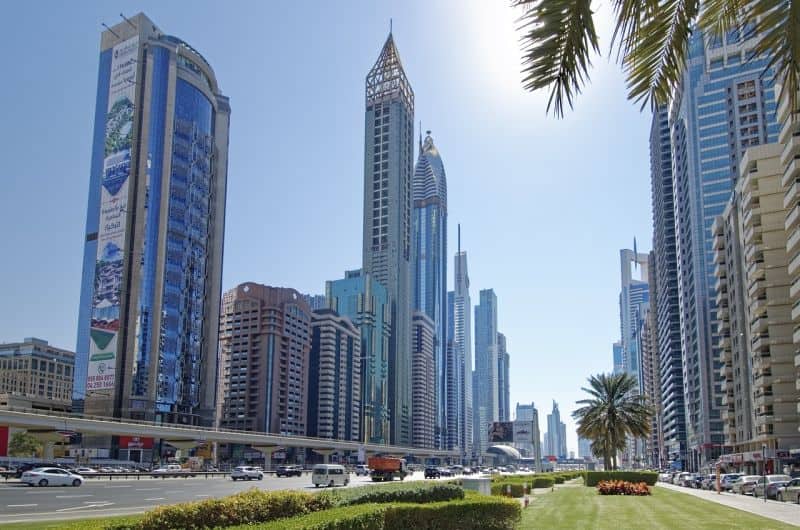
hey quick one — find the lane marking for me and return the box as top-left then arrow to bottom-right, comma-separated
7,504 -> 38,507
56,502 -> 114,512
144,497 -> 165,501
134,488 -> 160,491
56,494 -> 93,498
196,494 -> 210,497
105,485 -> 132,488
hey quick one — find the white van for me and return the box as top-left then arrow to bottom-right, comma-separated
312,464 -> 349,487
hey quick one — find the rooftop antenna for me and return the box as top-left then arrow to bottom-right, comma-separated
458,223 -> 461,254
120,13 -> 137,29
390,18 -> 393,34
102,23 -> 120,38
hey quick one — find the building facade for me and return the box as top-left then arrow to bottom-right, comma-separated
474,289 -> 499,456
75,13 -> 230,427
514,402 -> 542,470
619,248 -> 650,389
327,269 -> 390,444
612,341 -> 624,375
362,32 -> 415,446
497,333 -> 510,422
217,284 -> 311,435
411,311 -> 436,448
308,309 -> 361,441
545,401 -> 567,459
0,338 -> 74,407
649,103 -> 688,470
670,29 -> 779,470
412,131 -> 447,448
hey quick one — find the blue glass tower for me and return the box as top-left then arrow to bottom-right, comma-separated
671,29 -> 778,470
412,131 -> 447,448
75,13 -> 230,426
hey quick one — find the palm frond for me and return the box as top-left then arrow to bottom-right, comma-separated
747,0 -> 800,111
610,0 -> 659,61
514,0 -> 600,117
697,0 -> 747,39
622,0 -> 699,108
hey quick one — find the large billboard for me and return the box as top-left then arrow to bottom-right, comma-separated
513,421 -> 533,444
488,421 -> 514,443
87,36 -> 139,392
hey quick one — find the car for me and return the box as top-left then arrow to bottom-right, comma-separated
21,467 -> 83,487
673,472 -> 692,486
276,465 -> 303,477
152,464 -> 191,477
719,473 -> 742,491
776,477 -> 800,503
424,466 -> 441,479
753,474 -> 792,499
354,464 -> 370,476
72,467 -> 98,475
699,474 -> 716,490
462,467 -> 475,475
731,475 -> 762,495
312,464 -> 349,487
437,467 -> 453,477
231,466 -> 263,481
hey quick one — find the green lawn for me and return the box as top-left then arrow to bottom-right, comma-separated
519,485 -> 797,530
0,514 -> 140,530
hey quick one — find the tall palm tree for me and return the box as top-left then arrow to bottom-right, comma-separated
573,373 -> 652,470
513,0 -> 800,117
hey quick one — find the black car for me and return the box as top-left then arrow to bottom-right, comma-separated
276,465 -> 303,477
424,467 -> 441,479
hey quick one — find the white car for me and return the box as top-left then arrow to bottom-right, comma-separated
22,467 -> 83,487
231,466 -> 263,481
73,467 -> 98,474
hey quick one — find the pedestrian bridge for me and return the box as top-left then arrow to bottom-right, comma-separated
0,407 -> 460,459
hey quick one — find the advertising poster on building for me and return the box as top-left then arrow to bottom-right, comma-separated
513,421 -> 533,444
488,421 -> 514,443
87,36 -> 139,392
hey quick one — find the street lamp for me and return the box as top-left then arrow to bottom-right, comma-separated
762,443 -> 767,504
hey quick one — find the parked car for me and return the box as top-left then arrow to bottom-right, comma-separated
673,472 -> 692,486
231,466 -> 263,481
354,464 -> 370,476
72,467 -> 98,475
152,464 -> 191,477
424,466 -> 441,479
14,462 -> 69,479
438,467 -> 453,477
720,473 -> 742,492
753,474 -> 792,499
275,465 -> 302,477
731,475 -> 762,495
776,477 -> 800,503
21,467 -> 83,487
658,472 -> 672,483
699,474 -> 716,490
312,464 -> 349,487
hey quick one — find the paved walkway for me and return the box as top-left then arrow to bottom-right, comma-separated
658,482 -> 800,527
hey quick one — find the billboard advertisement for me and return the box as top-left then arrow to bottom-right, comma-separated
513,421 -> 533,444
118,436 -> 154,450
0,426 -> 8,457
87,36 -> 139,392
488,421 -> 514,443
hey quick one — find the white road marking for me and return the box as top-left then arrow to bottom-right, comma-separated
55,494 -> 93,498
144,497 -> 165,501
196,494 -> 210,497
134,488 -> 160,491
56,502 -> 114,512
105,485 -> 132,488
7,504 -> 38,507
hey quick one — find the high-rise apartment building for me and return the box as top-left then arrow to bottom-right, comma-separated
514,402 -> 541,470
217,284 -> 311,435
302,294 -> 328,311
578,436 -> 592,459
649,103 -> 688,470
497,333 -> 510,422
638,279 -> 663,468
412,131 -> 448,448
75,13 -> 230,426
308,309 -> 361,441
612,341 -> 624,375
447,237 -> 473,459
327,269 -> 390,444
670,29 -> 778,470
0,338 -> 74,408
411,311 -> 436,448
362,32 -> 415,445
474,289 -> 499,455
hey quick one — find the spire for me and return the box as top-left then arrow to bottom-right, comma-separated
419,121 -> 423,153
365,32 -> 414,111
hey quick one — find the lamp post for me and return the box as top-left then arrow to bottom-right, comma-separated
762,443 -> 767,504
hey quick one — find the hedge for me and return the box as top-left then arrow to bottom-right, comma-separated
106,489 -> 334,530
583,471 -> 658,486
252,497 -> 521,530
491,483 -> 528,497
333,482 -> 464,506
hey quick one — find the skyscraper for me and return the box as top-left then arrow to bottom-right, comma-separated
447,233 -> 473,459
497,332 -> 510,422
362,32 -> 415,445
670,29 -> 778,470
545,401 -> 566,459
327,269 -> 390,444
411,311 -> 436,448
514,402 -> 541,470
612,341 -> 624,375
75,13 -> 230,426
474,288 -> 499,455
619,248 -> 650,390
412,131 -> 448,448
217,284 -> 311,435
649,103 -> 687,470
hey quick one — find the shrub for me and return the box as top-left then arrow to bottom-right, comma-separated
553,475 -> 565,484
254,504 -> 388,530
121,489 -> 332,530
596,480 -> 651,496
491,483 -> 528,497
332,482 -> 464,506
584,471 -> 658,487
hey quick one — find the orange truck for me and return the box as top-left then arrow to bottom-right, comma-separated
367,456 -> 408,482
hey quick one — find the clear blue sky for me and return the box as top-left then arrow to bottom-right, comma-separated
0,1 -> 651,454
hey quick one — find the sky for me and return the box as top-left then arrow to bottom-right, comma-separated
0,1 -> 652,454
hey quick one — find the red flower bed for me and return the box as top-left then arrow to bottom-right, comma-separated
596,480 -> 651,496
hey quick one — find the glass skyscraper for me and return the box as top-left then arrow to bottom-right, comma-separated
670,29 -> 778,470
412,131 -> 447,448
474,288 -> 498,455
447,236 -> 473,459
75,13 -> 230,426
362,32 -> 415,445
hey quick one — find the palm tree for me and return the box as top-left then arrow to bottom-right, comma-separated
572,373 -> 652,470
513,0 -> 800,117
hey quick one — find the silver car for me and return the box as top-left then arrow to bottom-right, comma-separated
776,477 -> 800,503
731,475 -> 762,495
21,467 -> 83,487
753,474 -> 792,499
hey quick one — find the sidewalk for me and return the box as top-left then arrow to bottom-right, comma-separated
658,482 -> 800,527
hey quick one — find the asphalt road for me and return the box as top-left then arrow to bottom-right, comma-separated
0,471 -> 440,524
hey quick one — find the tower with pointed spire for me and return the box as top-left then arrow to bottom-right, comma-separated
362,31 -> 415,445
412,131 -> 448,448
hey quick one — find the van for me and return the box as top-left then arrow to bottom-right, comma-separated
312,464 -> 349,487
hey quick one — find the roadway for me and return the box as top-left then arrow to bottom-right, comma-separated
0,471 -> 439,524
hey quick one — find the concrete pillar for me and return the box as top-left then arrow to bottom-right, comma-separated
251,445 -> 280,471
312,448 -> 336,464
